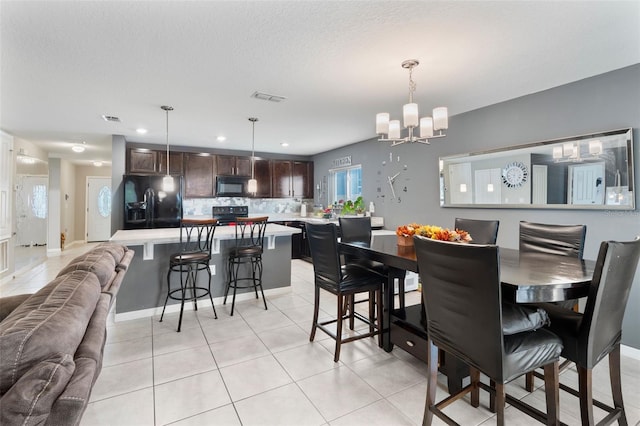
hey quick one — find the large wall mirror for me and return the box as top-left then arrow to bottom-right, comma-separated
440,128 -> 634,210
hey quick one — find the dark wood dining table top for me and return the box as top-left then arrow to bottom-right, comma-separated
339,234 -> 596,304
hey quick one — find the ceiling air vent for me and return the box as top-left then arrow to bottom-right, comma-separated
101,115 -> 121,122
251,91 -> 286,103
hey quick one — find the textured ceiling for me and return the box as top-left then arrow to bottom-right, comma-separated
1,1 -> 639,165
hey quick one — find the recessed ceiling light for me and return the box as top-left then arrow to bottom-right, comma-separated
136,128 -> 148,134
93,161 -> 103,167
71,144 -> 86,153
217,136 -> 226,142
280,142 -> 289,147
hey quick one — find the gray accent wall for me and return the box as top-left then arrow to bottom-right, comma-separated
313,64 -> 640,349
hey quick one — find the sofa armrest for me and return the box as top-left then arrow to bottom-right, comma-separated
0,294 -> 32,322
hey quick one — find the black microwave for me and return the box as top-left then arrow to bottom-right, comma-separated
216,176 -> 249,197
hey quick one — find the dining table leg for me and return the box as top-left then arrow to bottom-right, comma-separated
383,267 -> 407,352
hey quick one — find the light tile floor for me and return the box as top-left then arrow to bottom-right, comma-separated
2,243 -> 639,425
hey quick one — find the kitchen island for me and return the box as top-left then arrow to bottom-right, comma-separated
110,223 -> 300,320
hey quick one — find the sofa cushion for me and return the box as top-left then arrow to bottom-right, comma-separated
0,271 -> 101,395
93,242 -> 127,265
0,294 -> 32,322
56,251 -> 116,288
0,353 -> 75,426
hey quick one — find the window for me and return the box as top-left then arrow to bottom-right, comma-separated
329,165 -> 362,205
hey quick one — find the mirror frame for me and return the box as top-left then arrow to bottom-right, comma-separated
440,128 -> 635,210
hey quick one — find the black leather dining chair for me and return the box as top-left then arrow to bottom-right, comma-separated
224,216 -> 269,316
520,220 -> 587,391
537,237 -> 640,426
339,217 -> 388,326
415,236 -> 562,426
519,220 -> 586,258
160,218 -> 218,332
306,222 -> 384,362
454,218 -> 499,244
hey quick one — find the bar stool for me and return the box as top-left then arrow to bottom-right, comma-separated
224,216 -> 269,316
160,218 -> 218,332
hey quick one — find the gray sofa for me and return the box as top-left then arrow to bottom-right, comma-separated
0,243 -> 134,426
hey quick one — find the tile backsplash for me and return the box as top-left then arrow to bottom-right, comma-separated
183,197 -> 314,217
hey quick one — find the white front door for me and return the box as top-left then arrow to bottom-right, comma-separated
87,177 -> 112,242
15,175 -> 48,246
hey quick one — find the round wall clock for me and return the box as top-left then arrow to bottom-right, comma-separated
502,161 -> 528,188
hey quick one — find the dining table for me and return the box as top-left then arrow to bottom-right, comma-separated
339,233 -> 596,393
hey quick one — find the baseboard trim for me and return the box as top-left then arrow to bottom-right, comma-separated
112,286 -> 291,323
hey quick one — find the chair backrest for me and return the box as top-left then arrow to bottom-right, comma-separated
519,221 -> 586,258
306,222 -> 342,288
579,237 -> 640,368
414,236 -> 505,381
339,216 -> 372,243
180,219 -> 218,255
234,216 -> 269,249
454,218 -> 500,245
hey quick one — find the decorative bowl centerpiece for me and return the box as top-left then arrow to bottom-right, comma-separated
396,223 -> 472,246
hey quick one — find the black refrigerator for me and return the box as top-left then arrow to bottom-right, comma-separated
123,175 -> 183,229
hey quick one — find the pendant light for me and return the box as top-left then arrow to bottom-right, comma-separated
161,105 -> 174,192
247,117 -> 258,194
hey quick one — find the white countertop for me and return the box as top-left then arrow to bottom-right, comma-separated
110,223 -> 300,246
110,224 -> 300,260
265,215 -> 384,228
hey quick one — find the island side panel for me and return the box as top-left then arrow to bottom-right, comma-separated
115,236 -> 292,315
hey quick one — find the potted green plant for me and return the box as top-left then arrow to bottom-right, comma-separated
353,196 -> 365,216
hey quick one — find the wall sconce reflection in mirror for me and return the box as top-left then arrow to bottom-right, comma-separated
440,128 -> 634,210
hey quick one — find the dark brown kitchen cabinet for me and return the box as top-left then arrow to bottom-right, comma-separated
158,151 -> 184,176
216,155 -> 251,176
293,161 -> 314,198
254,158 -> 272,198
271,160 -> 314,198
272,160 -> 293,197
184,154 -> 216,197
128,148 -> 158,174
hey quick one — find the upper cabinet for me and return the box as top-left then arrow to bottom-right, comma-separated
217,155 -> 251,176
127,148 -> 158,174
184,154 -> 216,198
293,161 -> 314,198
272,160 -> 314,198
158,151 -> 184,176
254,158 -> 272,198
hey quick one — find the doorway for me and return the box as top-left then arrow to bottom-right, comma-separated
15,175 -> 48,271
86,177 -> 112,242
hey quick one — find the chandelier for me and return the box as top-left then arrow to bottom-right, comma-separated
376,59 -> 448,147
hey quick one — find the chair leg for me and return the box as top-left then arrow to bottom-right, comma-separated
251,258 -> 260,299
422,339 -> 438,426
489,379 -> 496,412
543,361 -> 560,426
334,294 -> 344,362
578,365 -> 595,426
206,266 -> 217,319
177,265 -> 187,332
223,257 -> 232,304
310,286 -> 320,342
160,268 -> 172,322
230,260 -> 240,316
256,257 -> 267,310
525,371 -> 535,392
495,382 -> 506,426
470,367 -> 480,408
190,266 -> 199,311
348,295 -> 355,330
609,344 -> 628,426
